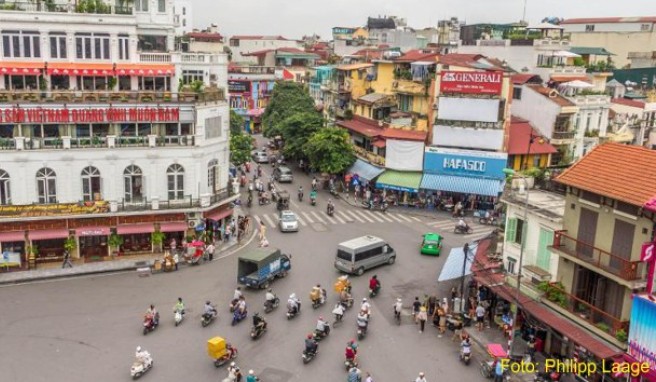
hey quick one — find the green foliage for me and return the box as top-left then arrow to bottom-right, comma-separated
190,80 -> 204,93
279,112 -> 323,159
230,132 -> 253,166
586,60 -> 616,73
522,167 -> 546,182
39,77 -> 48,91
596,322 -> 611,333
76,0 -> 110,14
107,77 -> 118,90
64,236 -> 77,252
151,230 -> 166,246
26,245 -> 39,256
344,109 -> 353,120
538,281 -> 568,308
262,82 -> 316,138
615,328 -> 628,343
573,57 -> 586,67
108,233 -> 124,248
230,110 -> 245,135
303,127 -> 355,174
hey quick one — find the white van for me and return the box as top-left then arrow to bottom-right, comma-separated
334,235 -> 396,275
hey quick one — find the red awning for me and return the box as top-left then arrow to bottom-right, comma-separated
117,224 -> 155,235
47,63 -> 113,76
0,231 -> 25,242
205,208 -> 233,221
29,229 -> 69,241
76,227 -> 110,237
116,64 -> 175,77
159,222 -> 188,233
0,62 -> 43,75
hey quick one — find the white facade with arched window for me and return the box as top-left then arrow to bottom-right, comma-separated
0,169 -> 10,205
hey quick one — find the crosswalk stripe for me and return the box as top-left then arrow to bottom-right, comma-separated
324,213 -> 338,224
395,214 -> 413,223
468,231 -> 495,241
337,211 -> 353,223
386,213 -> 404,223
362,210 -> 384,223
297,217 -> 307,226
410,216 -> 421,222
333,214 -> 346,224
262,214 -> 277,228
310,211 -> 326,224
302,212 -> 315,224
377,213 -> 394,223
345,210 -> 366,223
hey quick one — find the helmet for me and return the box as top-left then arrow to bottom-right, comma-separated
136,346 -> 141,352
150,304 -> 154,309
249,370 -> 254,375
373,275 -> 377,279
348,339 -> 354,344
419,372 -> 425,377
307,334 -> 313,339
397,298 -> 402,302
362,298 -> 367,302
316,284 -> 321,288
206,301 -> 211,305
319,316 -> 324,320
237,287 -> 241,290
290,293 -> 296,299
230,362 -> 236,367
268,288 -> 272,292
178,297 -> 182,302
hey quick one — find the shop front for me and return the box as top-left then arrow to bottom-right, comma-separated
421,147 -> 507,211
375,170 -> 423,206
159,222 -> 188,250
204,207 -> 234,242
29,229 -> 70,263
76,227 -> 110,259
346,158 -> 386,190
0,231 -> 26,269
117,224 -> 154,254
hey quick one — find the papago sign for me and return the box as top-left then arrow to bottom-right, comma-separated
440,71 -> 503,95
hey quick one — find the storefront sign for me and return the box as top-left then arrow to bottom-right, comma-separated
424,147 -> 507,179
0,107 -> 180,124
0,201 -> 109,218
440,70 -> 503,95
228,80 -> 251,94
628,296 -> 656,376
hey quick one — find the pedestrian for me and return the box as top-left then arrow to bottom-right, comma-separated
450,286 -> 457,305
170,238 -> 177,255
417,306 -> 427,333
173,252 -> 179,270
224,224 -> 231,243
427,295 -> 436,316
476,304 -> 486,332
438,306 -> 447,336
415,372 -> 427,382
412,297 -> 421,323
258,224 -> 266,241
364,372 -> 374,382
206,241 -> 215,261
441,298 -> 449,316
61,250 -> 73,268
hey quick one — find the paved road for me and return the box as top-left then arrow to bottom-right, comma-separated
0,146 -> 496,382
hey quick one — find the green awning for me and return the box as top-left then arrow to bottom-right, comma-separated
376,170 -> 422,193
570,47 -> 615,56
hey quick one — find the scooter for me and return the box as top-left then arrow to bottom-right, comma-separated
231,309 -> 247,326
313,323 -> 331,341
131,352 -> 153,379
344,357 -> 358,371
229,299 -> 239,313
174,309 -> 185,327
264,297 -> 280,313
310,197 -> 316,206
213,346 -> 238,368
454,225 -> 473,234
369,286 -> 380,298
142,314 -> 159,336
302,348 -> 318,364
479,216 -> 499,226
357,322 -> 368,340
327,205 -> 334,217
287,305 -> 301,320
298,192 -> 303,202
311,297 -> 325,309
201,310 -> 218,327
250,324 -> 267,340
460,349 -> 471,365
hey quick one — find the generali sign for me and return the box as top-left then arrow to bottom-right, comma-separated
440,71 -> 503,95
0,107 -> 180,124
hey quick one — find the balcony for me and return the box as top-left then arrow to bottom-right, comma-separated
395,79 -> 428,96
549,231 -> 646,282
0,89 -> 226,104
138,53 -> 172,63
551,66 -> 587,75
228,66 -> 276,75
539,282 -> 629,340
552,131 -> 576,140
0,1 -> 133,15
569,94 -> 611,106
353,145 -> 385,166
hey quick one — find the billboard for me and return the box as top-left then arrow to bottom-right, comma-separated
437,97 -> 501,123
228,80 -> 251,94
424,147 -> 508,180
440,70 -> 503,95
628,295 -> 656,375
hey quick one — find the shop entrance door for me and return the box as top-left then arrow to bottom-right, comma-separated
79,236 -> 107,259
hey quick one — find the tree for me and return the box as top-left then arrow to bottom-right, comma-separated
230,132 -> 252,166
262,81 -> 316,138
279,112 -> 323,160
230,110 -> 245,135
303,128 -> 355,174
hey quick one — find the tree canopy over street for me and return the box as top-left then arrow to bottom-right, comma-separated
230,131 -> 252,166
262,81 -> 317,138
230,110 -> 245,135
303,127 -> 355,174
279,112 -> 323,160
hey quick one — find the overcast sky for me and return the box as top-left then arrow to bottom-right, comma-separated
194,0 -> 656,39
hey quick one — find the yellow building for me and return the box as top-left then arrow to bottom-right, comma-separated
327,63 -> 373,121
352,27 -> 369,40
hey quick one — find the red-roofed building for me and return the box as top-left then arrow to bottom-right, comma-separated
228,35 -> 301,64
608,98 -> 656,147
507,118 -> 557,170
242,48 -> 318,69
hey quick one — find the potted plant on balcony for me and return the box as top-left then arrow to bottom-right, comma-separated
151,230 -> 166,253
108,233 -> 123,258
595,322 -> 611,334
615,328 -> 628,343
538,281 -> 568,308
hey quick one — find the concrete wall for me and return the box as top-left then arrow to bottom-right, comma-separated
458,44 -> 536,73
564,29 -> 656,67
230,39 -> 300,64
371,62 -> 396,95
173,0 -> 193,36
511,86 -> 561,138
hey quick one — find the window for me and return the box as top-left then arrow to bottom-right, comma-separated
512,87 -> 522,100
0,170 -> 10,205
81,166 -> 101,202
36,167 -> 57,204
135,0 -> 148,12
182,19 -> 186,27
182,69 -> 204,84
641,24 -> 652,32
2,31 -> 40,58
4,75 -> 38,90
49,34 -> 67,59
585,24 -> 595,32
208,159 -> 219,193
138,35 -> 167,52
230,39 -> 240,47
507,257 -> 517,274
75,33 -> 110,60
205,116 -> 222,139
118,34 -> 130,60
354,246 -> 384,262
615,201 -> 639,216
505,218 -> 525,245
337,250 -> 352,261
137,76 -> 170,91
123,165 -> 143,202
182,6 -> 186,15
581,190 -> 601,204
398,94 -> 413,112
158,0 -> 165,12
167,164 -> 185,200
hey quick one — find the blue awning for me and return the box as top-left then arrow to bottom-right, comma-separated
438,242 -> 478,282
421,174 -> 503,197
347,159 -> 385,181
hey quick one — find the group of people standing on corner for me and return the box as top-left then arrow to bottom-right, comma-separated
410,291 -> 455,335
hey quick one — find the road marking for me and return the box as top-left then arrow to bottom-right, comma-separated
302,212 -> 315,224
468,231 -> 496,241
386,213 -> 405,223
333,214 -> 346,224
410,216 -> 421,222
395,214 -> 413,223
262,214 -> 277,228
324,213 -> 339,224
345,210 -> 366,223
310,211 -> 326,224
377,213 -> 394,223
297,217 -> 307,226
362,210 -> 384,223
337,211 -> 353,223
353,210 -> 375,223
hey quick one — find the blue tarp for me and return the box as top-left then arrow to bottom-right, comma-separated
347,159 -> 385,181
437,242 -> 479,282
421,174 -> 503,197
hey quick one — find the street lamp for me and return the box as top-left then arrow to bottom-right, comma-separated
502,167 -> 529,357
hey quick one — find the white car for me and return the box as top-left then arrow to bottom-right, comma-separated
279,210 -> 299,232
252,151 -> 268,163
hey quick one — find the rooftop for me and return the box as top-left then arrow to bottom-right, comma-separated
185,32 -> 223,42
526,85 -> 576,107
569,47 -> 615,56
511,74 -> 542,85
561,16 -> 656,25
611,98 -> 646,109
502,189 -> 566,223
438,54 -> 507,71
556,143 -> 656,207
229,35 -> 290,41
507,119 -> 558,156
394,49 -> 440,63
335,63 -> 374,71
337,115 -> 427,141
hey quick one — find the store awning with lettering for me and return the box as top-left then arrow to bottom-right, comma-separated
76,227 -> 110,237
29,229 -> 69,241
47,63 -> 114,76
0,62 -> 43,75
117,224 -> 155,235
420,174 -> 504,197
375,170 -> 422,193
116,64 -> 175,76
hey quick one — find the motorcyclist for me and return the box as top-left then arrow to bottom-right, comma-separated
227,363 -> 240,382
360,298 -> 371,316
145,304 -> 159,325
246,370 -> 259,382
247,193 -> 253,207
288,293 -> 301,314
394,298 -> 403,317
327,199 -> 334,215
316,316 -> 329,335
356,310 -> 369,333
265,289 -> 277,309
332,302 -> 346,321
174,297 -> 185,315
305,333 -> 318,355
234,287 -> 243,301
252,312 -> 267,331
461,337 -> 472,358
298,186 -> 304,201
237,296 -> 247,314
310,285 -> 325,305
135,346 -> 150,366
345,342 -> 356,362
457,218 -> 469,231
369,275 -> 381,294
416,372 -> 427,382
311,177 -> 318,191
310,189 -> 317,203
348,367 -> 362,382
204,301 -> 217,318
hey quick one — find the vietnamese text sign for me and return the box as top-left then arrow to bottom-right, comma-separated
0,107 -> 180,124
440,71 -> 503,95
0,201 -> 109,217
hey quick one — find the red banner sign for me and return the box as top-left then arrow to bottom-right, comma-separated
440,71 -> 503,95
0,107 -> 180,124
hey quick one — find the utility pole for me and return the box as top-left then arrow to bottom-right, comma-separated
460,242 -> 470,312
522,0 -> 528,24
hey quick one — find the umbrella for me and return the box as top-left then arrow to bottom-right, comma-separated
191,240 -> 205,247
552,50 -> 580,58
560,80 -> 594,89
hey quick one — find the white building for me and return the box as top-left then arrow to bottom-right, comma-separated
0,0 -> 234,264
501,188 -> 565,296
173,0 -> 193,36
228,35 -> 300,64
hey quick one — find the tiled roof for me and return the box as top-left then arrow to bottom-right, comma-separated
556,143 -> 656,206
550,75 -> 590,83
186,32 -> 223,42
569,47 -> 615,56
351,49 -> 385,60
512,74 -> 542,85
335,63 -> 373,71
611,98 -> 646,109
230,35 -> 289,41
561,17 -> 656,25
337,116 -> 426,141
381,128 -> 427,142
439,54 -> 506,71
526,85 -> 576,107
394,49 -> 440,63
507,119 -> 557,155
242,49 -> 273,57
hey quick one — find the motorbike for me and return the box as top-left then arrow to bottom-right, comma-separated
357,323 -> 368,340
131,352 -> 153,379
201,310 -> 218,327
344,357 -> 358,371
313,323 -> 331,341
394,309 -> 401,325
479,216 -> 499,226
460,349 -> 472,365
174,309 -> 185,327
369,286 -> 380,298
247,197 -> 252,208
311,298 -> 325,309
298,192 -> 303,202
310,197 -> 316,206
142,314 -> 158,335
302,348 -> 318,364
231,309 -> 247,326
329,187 -> 337,196
454,225 -> 473,234
264,297 -> 280,314
327,205 -> 334,217
287,305 -> 300,320
229,299 -> 239,313
250,324 -> 267,340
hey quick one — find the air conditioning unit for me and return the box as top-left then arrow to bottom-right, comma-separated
188,220 -> 199,229
186,212 -> 202,229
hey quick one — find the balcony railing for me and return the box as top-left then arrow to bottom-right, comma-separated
550,231 -> 646,281
540,282 -> 629,337
0,89 -> 226,104
552,131 -> 576,140
138,53 -> 172,63
353,145 -> 385,166
0,1 -> 133,15
228,66 -> 277,75
434,119 -> 503,129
